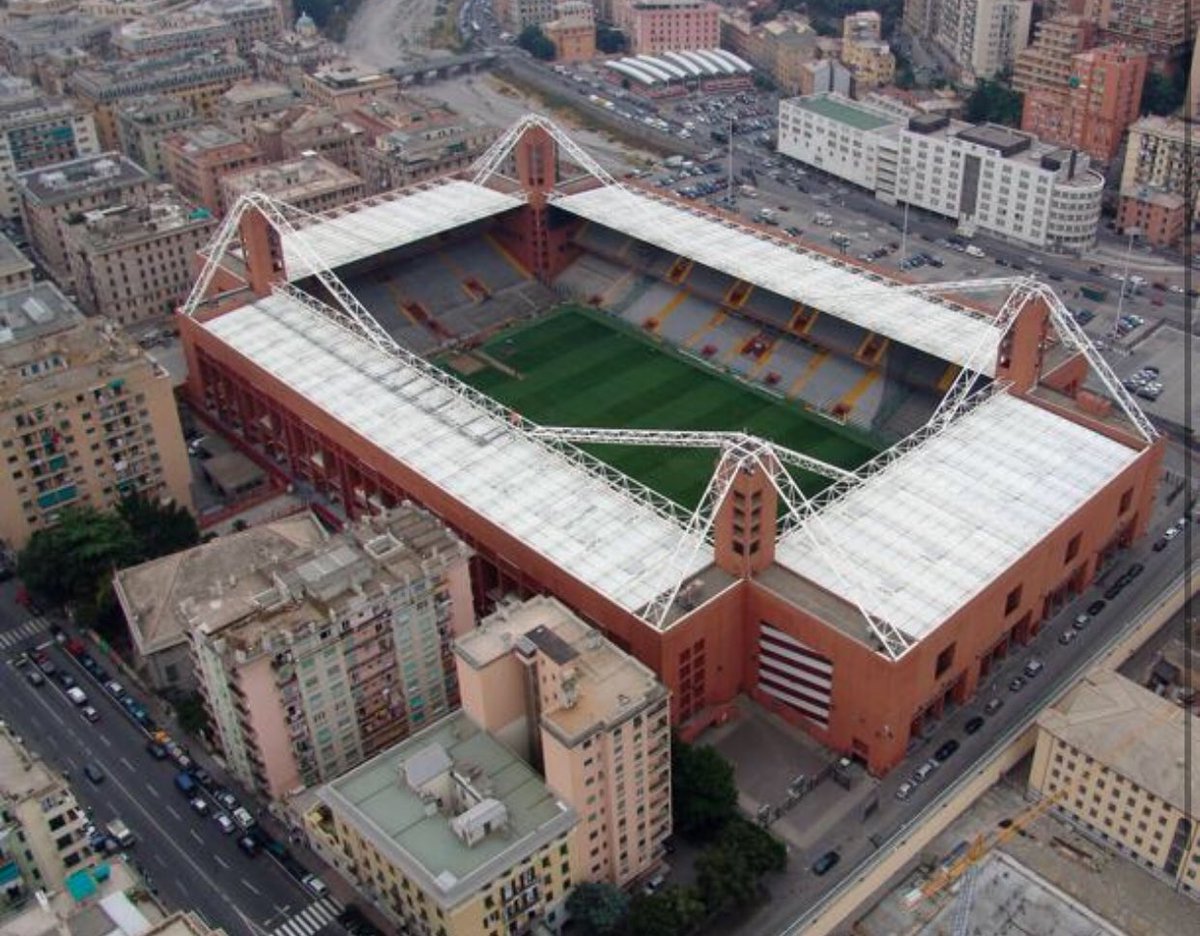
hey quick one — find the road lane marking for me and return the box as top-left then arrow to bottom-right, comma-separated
119,756 -> 134,771
154,853 -> 167,868
100,735 -> 112,748
166,806 -> 181,821
190,829 -> 204,844
243,881 -> 260,896
146,783 -> 160,799
214,855 -> 229,869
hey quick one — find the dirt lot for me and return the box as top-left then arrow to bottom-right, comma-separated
344,0 -> 449,67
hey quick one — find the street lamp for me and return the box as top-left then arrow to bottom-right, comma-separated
1114,226 -> 1140,328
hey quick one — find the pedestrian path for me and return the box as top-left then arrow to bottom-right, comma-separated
0,616 -> 49,650
271,898 -> 343,936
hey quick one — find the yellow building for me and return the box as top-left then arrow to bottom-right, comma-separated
0,284 -> 192,548
456,596 -> 671,888
1028,669 -> 1200,894
305,711 -> 579,936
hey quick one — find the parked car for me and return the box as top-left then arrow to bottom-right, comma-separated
1009,676 -> 1027,692
1087,600 -> 1106,616
934,739 -> 960,762
237,835 -> 258,857
1024,659 -> 1045,678
215,790 -> 239,812
215,814 -> 236,835
146,742 -> 168,760
1058,630 -> 1077,646
26,669 -> 45,687
83,764 -> 105,784
964,716 -> 985,735
232,807 -> 256,831
303,874 -> 330,898
895,781 -> 915,801
105,680 -> 126,699
811,850 -> 841,875
81,705 -> 100,723
985,698 -> 1004,715
1073,612 -> 1090,630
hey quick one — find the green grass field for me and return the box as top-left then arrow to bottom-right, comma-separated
449,308 -> 881,509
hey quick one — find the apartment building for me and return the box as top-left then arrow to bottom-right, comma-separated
720,11 -> 817,95
1021,45 -> 1147,164
303,61 -> 399,114
0,284 -> 192,548
1117,187 -> 1187,248
498,0 -> 559,31
192,0 -> 283,56
620,0 -> 721,55
137,506 -> 476,799
798,57 -> 853,97
841,11 -> 895,90
63,194 -> 216,326
221,152 -> 364,214
250,19 -> 341,91
1191,23 -> 1200,123
0,76 -> 100,221
1012,14 -> 1095,95
778,93 -> 1103,253
0,231 -> 34,293
113,11 -> 237,58
162,124 -> 263,214
68,50 -> 252,149
1070,0 -> 1192,59
0,15 -> 113,80
216,80 -> 301,141
6,0 -> 81,16
1028,669 -> 1200,895
0,722 -> 92,904
1117,114 -> 1200,246
261,104 -> 365,169
350,99 -> 497,193
926,0 -> 1033,81
15,152 -> 153,286
305,711 -> 578,936
79,0 -> 179,16
116,95 -> 200,179
457,596 -> 671,888
544,0 -> 596,63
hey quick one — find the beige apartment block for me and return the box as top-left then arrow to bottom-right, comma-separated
116,94 -> 201,179
1120,115 -> 1200,228
113,11 -> 237,59
192,0 -> 284,56
0,75 -> 100,221
69,50 -> 252,149
0,231 -> 35,293
216,80 -> 300,141
251,20 -> 341,92
0,722 -> 92,904
720,11 -> 817,95
0,284 -> 192,549
141,506 -> 475,800
162,124 -> 263,214
253,104 -> 365,170
15,152 -> 153,289
222,153 -> 365,214
1012,14 -> 1095,95
78,0 -> 180,17
63,193 -> 216,326
456,595 -> 672,888
0,15 -> 114,81
1028,669 -> 1200,895
305,710 -> 579,936
303,61 -> 399,114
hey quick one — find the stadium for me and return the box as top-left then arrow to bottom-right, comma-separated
179,116 -> 1163,775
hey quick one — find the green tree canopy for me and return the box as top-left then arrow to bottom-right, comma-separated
517,25 -> 556,60
118,494 -> 200,560
695,818 -> 788,913
565,882 -> 629,936
596,25 -> 626,54
17,507 -> 139,606
1140,69 -> 1187,117
671,739 -> 738,842
627,885 -> 706,936
965,78 -> 1023,126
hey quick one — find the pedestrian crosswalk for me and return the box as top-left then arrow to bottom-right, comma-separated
0,616 -> 49,651
271,898 -> 343,936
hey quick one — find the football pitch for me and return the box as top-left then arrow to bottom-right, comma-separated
448,308 -> 881,509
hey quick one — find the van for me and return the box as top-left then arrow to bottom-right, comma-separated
66,686 -> 88,706
964,245 -> 985,258
174,771 -> 197,796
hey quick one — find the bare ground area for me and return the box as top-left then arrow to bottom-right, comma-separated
343,0 -> 450,67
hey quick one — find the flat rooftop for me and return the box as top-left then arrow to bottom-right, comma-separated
0,231 -> 34,279
281,179 -> 525,277
317,710 -> 576,909
553,185 -> 1001,372
15,152 -> 148,206
0,281 -> 83,346
1038,669 -> 1200,815
456,595 -> 667,746
0,725 -> 60,801
775,391 -> 1144,648
202,290 -> 709,619
788,93 -> 895,131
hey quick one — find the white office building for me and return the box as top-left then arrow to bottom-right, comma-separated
778,93 -> 1103,253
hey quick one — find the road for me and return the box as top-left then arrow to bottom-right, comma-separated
722,502 -> 1196,936
0,580 -> 345,936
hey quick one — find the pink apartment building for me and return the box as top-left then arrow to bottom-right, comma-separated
619,0 -> 720,55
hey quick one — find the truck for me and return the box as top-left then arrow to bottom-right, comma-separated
106,819 -> 135,848
1080,285 -> 1108,302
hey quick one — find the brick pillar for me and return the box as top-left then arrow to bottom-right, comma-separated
512,125 -> 558,280
712,450 -> 779,578
995,293 -> 1050,392
240,206 -> 280,298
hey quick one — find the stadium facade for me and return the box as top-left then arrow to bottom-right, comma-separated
178,117 -> 1163,775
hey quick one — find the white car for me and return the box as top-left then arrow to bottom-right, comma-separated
214,814 -> 235,834
895,781 -> 915,801
302,874 -> 329,898
1164,526 -> 1181,541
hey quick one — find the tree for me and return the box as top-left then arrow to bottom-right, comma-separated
517,25 -> 556,61
565,882 -> 629,936
17,507 -> 139,607
716,817 -> 787,875
596,25 -> 626,54
1140,70 -> 1187,117
118,494 -> 199,560
627,886 -> 705,936
965,78 -> 1022,127
671,739 -> 738,842
695,819 -> 788,914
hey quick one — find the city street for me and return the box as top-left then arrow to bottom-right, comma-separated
0,579 -> 346,936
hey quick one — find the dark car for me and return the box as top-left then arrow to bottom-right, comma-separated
83,764 -> 105,784
964,716 -> 985,735
146,742 -> 168,760
812,851 -> 841,875
1103,582 -> 1123,600
1087,600 -> 1106,616
1153,538 -> 1168,551
191,767 -> 214,791
57,672 -> 76,690
237,835 -> 259,857
1127,563 -> 1144,579
79,654 -> 98,674
934,739 -> 960,762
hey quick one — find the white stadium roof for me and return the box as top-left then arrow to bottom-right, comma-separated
607,60 -> 659,85
604,49 -> 753,84
775,392 -> 1142,644
282,180 -> 524,279
204,291 -> 709,618
553,186 -> 1002,373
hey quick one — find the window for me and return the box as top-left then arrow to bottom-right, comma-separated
935,643 -> 955,678
1005,585 -> 1022,615
1119,488 -> 1133,514
1065,533 -> 1081,564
